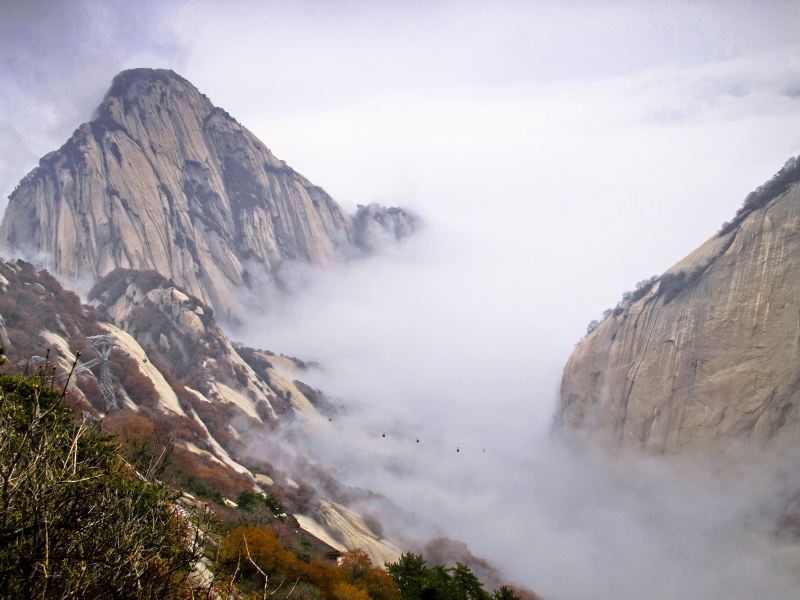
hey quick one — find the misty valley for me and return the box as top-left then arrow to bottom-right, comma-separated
2,5 -> 800,599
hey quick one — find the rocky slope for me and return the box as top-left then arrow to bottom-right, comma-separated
559,157 -> 800,452
0,67 -> 531,585
0,258 -> 402,562
0,68 -> 416,316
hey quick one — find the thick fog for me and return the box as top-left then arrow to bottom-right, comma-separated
230,217 -> 800,599
3,1 -> 800,598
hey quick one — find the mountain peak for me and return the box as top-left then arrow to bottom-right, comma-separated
105,68 -> 195,98
95,68 -> 214,127
0,69 -> 417,317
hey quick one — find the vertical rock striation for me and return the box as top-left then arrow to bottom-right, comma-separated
559,158 -> 800,452
0,68 -> 416,315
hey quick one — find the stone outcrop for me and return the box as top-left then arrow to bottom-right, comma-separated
298,499 -> 402,567
0,68 -> 416,316
353,203 -> 418,251
559,158 -> 800,452
90,269 -> 280,421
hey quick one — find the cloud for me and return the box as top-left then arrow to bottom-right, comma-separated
225,218 -> 800,597
0,0 -> 186,199
238,323 -> 800,598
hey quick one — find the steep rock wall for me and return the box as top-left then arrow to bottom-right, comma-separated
559,165 -> 800,452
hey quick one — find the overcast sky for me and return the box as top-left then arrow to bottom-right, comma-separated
2,1 -> 798,325
2,3 -> 800,595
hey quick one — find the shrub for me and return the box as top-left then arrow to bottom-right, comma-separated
102,410 -> 173,480
0,368 -> 204,598
332,581 -> 371,600
110,353 -> 159,408
720,156 -> 800,234
585,275 -> 660,337
162,444 -> 250,501
658,268 -> 704,304
339,549 -> 399,600
238,491 -> 285,517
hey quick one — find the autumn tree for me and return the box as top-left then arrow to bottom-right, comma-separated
219,525 -> 297,578
339,549 -> 399,600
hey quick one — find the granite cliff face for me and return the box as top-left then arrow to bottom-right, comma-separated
559,158 -> 800,452
0,68 -> 416,316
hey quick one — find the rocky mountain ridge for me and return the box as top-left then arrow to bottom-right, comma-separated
0,68 -> 417,316
0,257 -> 402,566
559,157 -> 800,452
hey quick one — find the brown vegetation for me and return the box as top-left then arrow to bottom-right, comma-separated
0,366 -> 207,598
218,527 -> 399,600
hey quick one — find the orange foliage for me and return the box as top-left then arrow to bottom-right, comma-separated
102,411 -> 155,441
219,526 -> 297,577
332,581 -> 370,600
218,528 -> 399,600
338,550 -> 399,600
364,567 -> 400,600
294,557 -> 341,597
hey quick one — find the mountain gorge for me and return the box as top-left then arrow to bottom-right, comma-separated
0,66 -> 545,596
5,62 -> 799,599
0,68 -> 416,317
0,68 -> 427,571
559,157 -> 800,452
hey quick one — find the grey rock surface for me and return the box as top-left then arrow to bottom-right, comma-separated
559,161 -> 800,452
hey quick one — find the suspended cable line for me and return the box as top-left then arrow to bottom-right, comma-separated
313,411 -> 490,454
339,398 -> 503,435
342,443 -> 486,476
